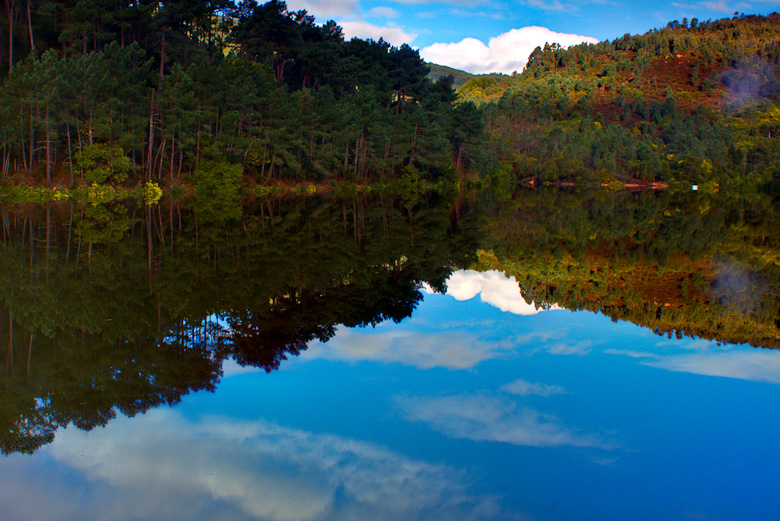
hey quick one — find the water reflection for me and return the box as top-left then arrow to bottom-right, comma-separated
1,189 -> 780,519
395,393 -> 611,448
3,190 -> 780,455
33,409 -> 498,521
606,341 -> 780,383
0,193 -> 480,454
305,324 -> 517,370
477,189 -> 780,347
425,269 -> 559,315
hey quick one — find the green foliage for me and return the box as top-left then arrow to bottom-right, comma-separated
0,1 -> 482,189
74,144 -> 131,185
393,165 -> 423,208
453,13 -> 780,189
487,163 -> 515,199
0,4 -> 777,192
0,185 -> 57,204
75,203 -> 130,245
195,160 -> 244,222
477,189 -> 780,348
70,184 -> 122,205
141,182 -> 163,206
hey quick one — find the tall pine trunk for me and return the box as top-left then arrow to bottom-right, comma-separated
45,109 -> 51,186
25,0 -> 33,54
146,91 -> 155,181
6,0 -> 13,74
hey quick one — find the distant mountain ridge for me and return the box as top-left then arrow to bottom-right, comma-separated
427,63 -> 509,90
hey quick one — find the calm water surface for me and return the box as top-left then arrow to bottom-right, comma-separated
1,190 -> 779,520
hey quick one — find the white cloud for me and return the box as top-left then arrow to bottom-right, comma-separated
339,21 -> 417,45
420,26 -> 599,74
221,358 -> 262,377
700,0 -> 736,12
366,6 -> 400,18
432,269 -> 560,316
448,7 -> 508,19
29,409 -> 498,521
284,1 -> 416,47
392,0 -> 488,4
524,0 -> 568,11
395,394 -> 611,448
603,348 -> 656,359
304,326 -> 516,370
286,0 -> 359,18
502,379 -> 566,397
546,339 -> 593,356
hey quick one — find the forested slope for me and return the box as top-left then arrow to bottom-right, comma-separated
0,0 -> 484,189
464,13 -> 780,189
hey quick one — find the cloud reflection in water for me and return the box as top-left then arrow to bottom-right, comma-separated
37,409 -> 500,521
426,269 -> 561,316
395,393 -> 613,449
305,326 -> 517,369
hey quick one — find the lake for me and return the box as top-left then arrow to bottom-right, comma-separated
1,188 -> 779,520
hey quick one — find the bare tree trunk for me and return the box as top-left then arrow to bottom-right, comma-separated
155,140 -> 166,180
170,134 -> 175,186
75,117 -> 84,179
6,311 -> 14,376
146,91 -> 155,181
0,7 -> 6,71
66,205 -> 72,269
66,120 -> 74,183
88,108 -> 93,145
26,333 -> 32,376
260,141 -> 267,180
6,0 -> 14,75
28,105 -> 34,172
195,102 -> 201,168
45,202 -> 50,268
158,26 -> 166,91
45,109 -> 51,186
26,0 -> 33,54
146,206 -> 153,279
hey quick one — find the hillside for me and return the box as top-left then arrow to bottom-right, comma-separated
427,63 -> 509,91
462,13 -> 780,190
427,63 -> 475,89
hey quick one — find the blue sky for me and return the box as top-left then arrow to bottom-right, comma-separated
284,0 -> 779,73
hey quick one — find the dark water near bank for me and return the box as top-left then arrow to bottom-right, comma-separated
1,189 -> 779,520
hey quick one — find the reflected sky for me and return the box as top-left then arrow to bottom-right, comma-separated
2,270 -> 780,520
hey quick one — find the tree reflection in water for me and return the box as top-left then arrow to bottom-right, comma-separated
0,192 -> 479,453
2,187 -> 780,453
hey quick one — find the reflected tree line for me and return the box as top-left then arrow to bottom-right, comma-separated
3,188 -> 780,454
476,189 -> 780,348
0,191 -> 481,454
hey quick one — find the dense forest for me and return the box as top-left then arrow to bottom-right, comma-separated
0,0 -> 484,190
1,6 -> 779,194
461,13 -> 780,189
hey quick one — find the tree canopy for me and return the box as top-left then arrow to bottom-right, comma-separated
0,0 -> 484,188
